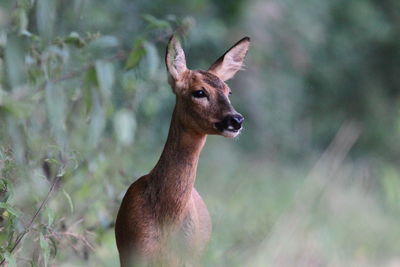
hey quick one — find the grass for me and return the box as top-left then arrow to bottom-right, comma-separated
2,123 -> 400,266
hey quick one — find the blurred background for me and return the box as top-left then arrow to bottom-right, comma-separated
1,0 -> 400,266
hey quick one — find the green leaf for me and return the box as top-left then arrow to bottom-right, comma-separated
2,251 -> 16,267
46,207 -> 55,225
114,109 -> 136,146
88,88 -> 106,147
44,158 -> 59,165
45,82 -> 66,146
0,202 -> 22,218
142,14 -> 170,29
95,60 -> 114,97
143,41 -> 159,77
17,0 -> 35,10
36,0 -> 57,39
0,95 -> 32,118
121,71 -> 137,93
62,189 -> 74,213
0,179 -> 6,192
0,31 -> 7,49
39,233 -> 50,267
381,166 -> 400,210
4,35 -> 26,88
6,117 -> 25,163
90,35 -> 119,49
17,8 -> 29,35
84,67 -> 97,115
125,39 -> 146,70
64,32 -> 86,48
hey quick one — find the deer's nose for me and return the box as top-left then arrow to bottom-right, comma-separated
223,114 -> 244,131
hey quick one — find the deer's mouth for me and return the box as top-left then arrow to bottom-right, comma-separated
214,122 -> 242,138
214,114 -> 244,137
214,123 -> 239,132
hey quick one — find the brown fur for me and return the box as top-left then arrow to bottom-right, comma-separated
115,36 -> 250,266
198,70 -> 225,89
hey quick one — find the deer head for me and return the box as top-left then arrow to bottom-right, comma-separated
165,36 -> 250,138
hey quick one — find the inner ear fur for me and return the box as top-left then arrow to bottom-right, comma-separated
165,35 -> 188,83
208,37 -> 250,81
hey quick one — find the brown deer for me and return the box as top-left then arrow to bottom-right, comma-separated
115,35 -> 250,266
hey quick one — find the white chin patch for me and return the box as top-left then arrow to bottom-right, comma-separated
222,129 -> 240,138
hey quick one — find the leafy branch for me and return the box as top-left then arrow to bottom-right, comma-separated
0,173 -> 63,266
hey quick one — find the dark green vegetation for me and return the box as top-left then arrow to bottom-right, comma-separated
1,0 -> 400,266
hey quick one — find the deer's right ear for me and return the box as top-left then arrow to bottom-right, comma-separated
165,36 -> 187,83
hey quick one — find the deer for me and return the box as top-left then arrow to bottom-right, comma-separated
115,35 -> 250,266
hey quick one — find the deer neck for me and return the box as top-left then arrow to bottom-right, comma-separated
148,107 -> 207,224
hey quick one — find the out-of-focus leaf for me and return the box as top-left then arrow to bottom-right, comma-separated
0,231 -> 8,248
88,88 -> 106,147
46,207 -> 54,226
6,117 -> 25,163
64,32 -> 86,48
0,179 -> 6,192
0,94 -> 32,118
36,0 -> 57,39
90,35 -> 119,48
17,0 -> 35,10
125,39 -> 146,70
2,251 -> 16,267
45,82 -> 66,146
62,189 -> 74,213
44,158 -> 59,166
84,67 -> 97,115
0,88 -> 5,105
143,41 -> 159,77
381,166 -> 400,210
95,60 -> 114,97
121,71 -> 137,93
0,202 -> 22,218
142,14 -> 170,29
39,232 -> 50,267
4,35 -> 25,88
141,95 -> 160,118
114,109 -> 136,146
16,8 -> 29,35
0,30 -> 7,47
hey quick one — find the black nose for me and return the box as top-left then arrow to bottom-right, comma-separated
219,114 -> 244,131
230,114 -> 244,130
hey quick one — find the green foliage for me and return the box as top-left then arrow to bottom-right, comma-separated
0,0 -> 180,264
125,39 -> 146,70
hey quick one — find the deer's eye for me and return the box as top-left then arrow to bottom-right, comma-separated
192,90 -> 207,98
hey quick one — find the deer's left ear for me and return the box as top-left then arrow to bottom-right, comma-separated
208,37 -> 250,81
165,35 -> 187,82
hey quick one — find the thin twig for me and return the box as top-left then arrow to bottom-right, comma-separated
0,175 -> 62,266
